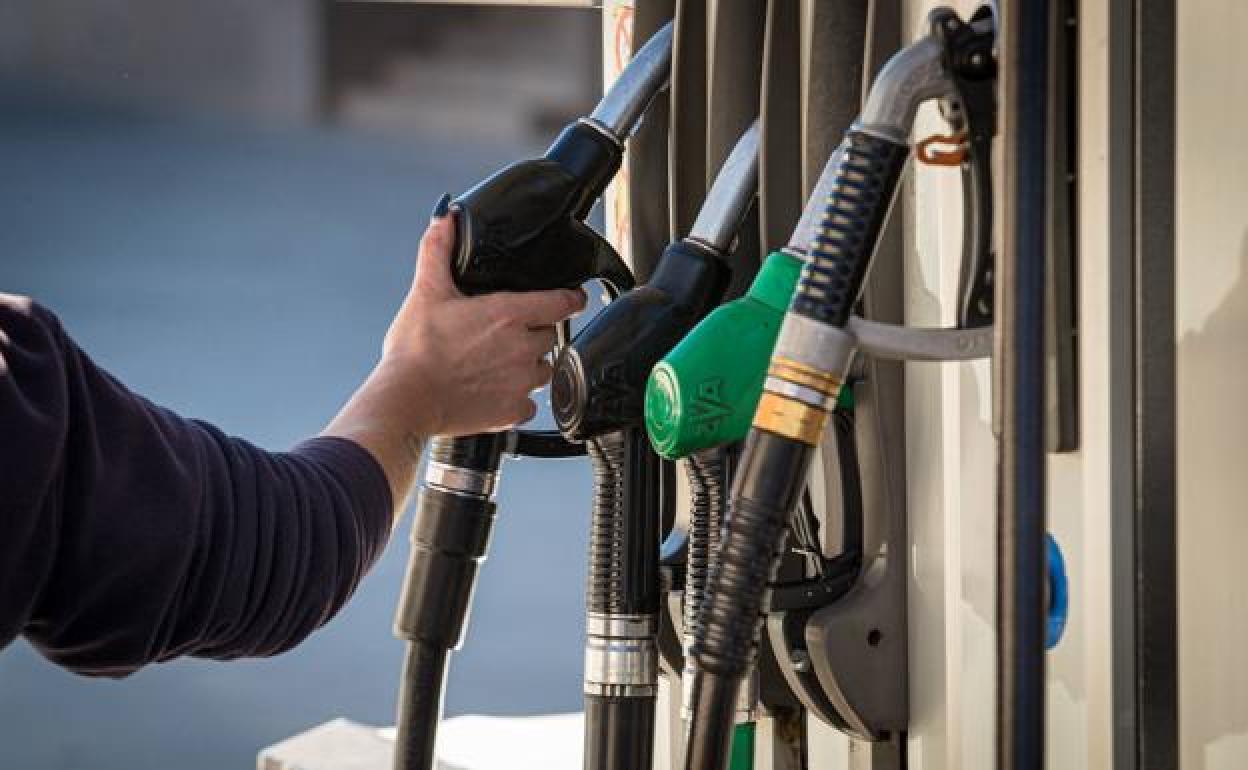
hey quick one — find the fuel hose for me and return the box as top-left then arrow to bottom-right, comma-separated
583,429 -> 661,770
390,22 -> 674,770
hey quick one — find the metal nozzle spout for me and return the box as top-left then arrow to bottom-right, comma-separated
588,21 -> 674,141
689,119 -> 760,253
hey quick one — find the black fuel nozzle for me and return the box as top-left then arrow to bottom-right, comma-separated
567,118 -> 755,770
551,120 -> 760,442
451,120 -> 635,296
448,19 -> 674,298
551,238 -> 730,440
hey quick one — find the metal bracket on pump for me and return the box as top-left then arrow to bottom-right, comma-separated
840,3 -> 999,365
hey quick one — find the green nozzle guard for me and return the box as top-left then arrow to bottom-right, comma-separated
644,250 -> 802,459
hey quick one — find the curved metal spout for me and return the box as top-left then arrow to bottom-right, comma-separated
589,21 -> 675,141
689,119 -> 761,251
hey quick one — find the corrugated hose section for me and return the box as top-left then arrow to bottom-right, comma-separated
793,129 -> 908,328
586,433 -> 627,615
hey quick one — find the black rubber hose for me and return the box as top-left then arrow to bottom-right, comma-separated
681,448 -> 727,725
584,695 -> 657,770
683,663 -> 741,770
792,129 -> 909,327
684,433 -> 808,770
393,435 -> 504,770
586,434 -> 627,615
584,689 -> 658,767
586,430 -> 661,616
393,642 -> 449,770
584,430 -> 659,770
695,433 -> 807,676
683,449 -> 727,652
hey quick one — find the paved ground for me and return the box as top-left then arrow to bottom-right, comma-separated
0,91 -> 594,770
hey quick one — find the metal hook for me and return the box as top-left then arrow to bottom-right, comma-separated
915,132 -> 968,166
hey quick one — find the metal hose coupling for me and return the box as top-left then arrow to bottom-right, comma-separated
756,127 -> 908,446
584,612 -> 659,698
395,435 -> 504,653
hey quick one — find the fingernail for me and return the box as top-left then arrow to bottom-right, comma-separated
431,193 -> 452,220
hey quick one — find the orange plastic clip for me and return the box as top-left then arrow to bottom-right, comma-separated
915,133 -> 968,166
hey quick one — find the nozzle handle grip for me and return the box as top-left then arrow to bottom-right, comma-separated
552,240 -> 729,441
643,250 -> 802,459
449,121 -> 633,297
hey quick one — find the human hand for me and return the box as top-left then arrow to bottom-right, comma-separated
379,203 -> 587,437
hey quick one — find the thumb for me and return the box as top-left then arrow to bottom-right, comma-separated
413,199 -> 461,298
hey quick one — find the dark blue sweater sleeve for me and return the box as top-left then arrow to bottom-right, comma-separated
0,293 -> 393,676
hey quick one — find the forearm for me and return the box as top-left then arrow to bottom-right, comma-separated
1,295 -> 395,674
322,358 -> 436,518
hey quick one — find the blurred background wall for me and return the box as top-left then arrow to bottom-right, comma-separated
0,0 -> 324,122
0,2 -> 602,768
0,0 -> 600,141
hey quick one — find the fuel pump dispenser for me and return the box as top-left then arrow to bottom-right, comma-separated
549,120 -> 759,770
248,2 -> 1189,768
389,22 -> 673,770
680,12 -> 999,770
648,145 -> 1010,750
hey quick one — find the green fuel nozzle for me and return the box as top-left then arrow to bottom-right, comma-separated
643,249 -> 801,460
